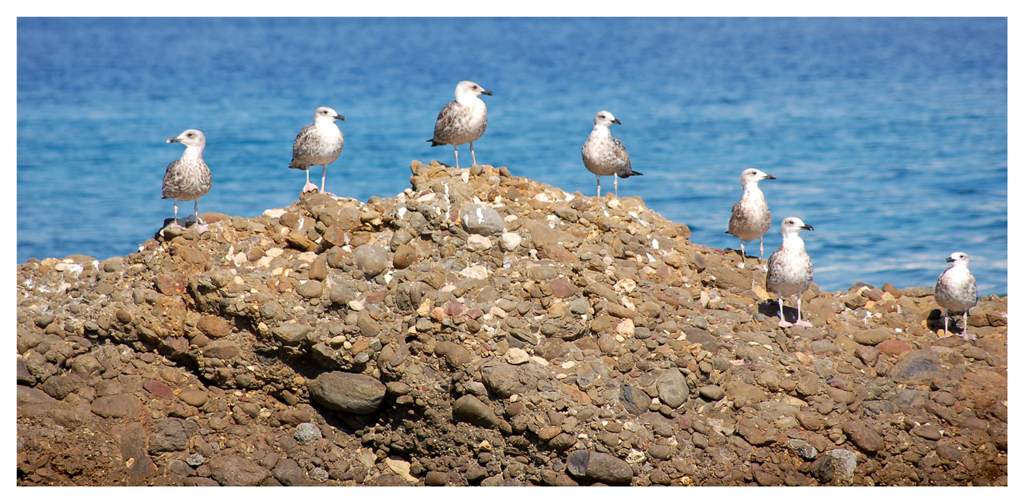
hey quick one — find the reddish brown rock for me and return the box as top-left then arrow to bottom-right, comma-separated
549,278 -> 579,298
197,315 -> 232,338
144,379 -> 176,400
877,338 -> 912,356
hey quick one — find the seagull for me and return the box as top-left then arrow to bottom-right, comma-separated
581,110 -> 642,197
289,106 -> 345,194
163,129 -> 211,232
934,251 -> 979,340
726,168 -> 776,266
427,81 -> 492,169
766,217 -> 814,328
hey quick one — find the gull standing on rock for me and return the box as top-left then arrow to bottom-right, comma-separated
290,106 -> 346,194
726,168 -> 776,265
163,129 -> 212,232
766,217 -> 814,328
934,251 -> 979,340
427,81 -> 492,169
581,111 -> 643,197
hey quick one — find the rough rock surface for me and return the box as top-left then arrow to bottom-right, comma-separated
16,160 -> 1008,486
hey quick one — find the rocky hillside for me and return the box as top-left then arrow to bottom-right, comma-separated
16,161 -> 1008,486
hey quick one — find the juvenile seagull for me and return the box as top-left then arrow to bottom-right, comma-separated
766,217 -> 814,328
427,81 -> 492,169
934,251 -> 979,340
163,129 -> 212,231
290,106 -> 345,194
582,110 -> 642,197
726,168 -> 776,265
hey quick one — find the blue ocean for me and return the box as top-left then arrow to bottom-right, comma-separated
16,18 -> 1007,295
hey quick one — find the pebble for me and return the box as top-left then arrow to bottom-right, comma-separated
853,328 -> 890,346
461,203 -> 505,236
273,323 -> 313,346
890,349 -> 943,385
197,315 -> 232,338
209,455 -> 270,486
466,234 -> 492,251
505,347 -> 530,364
294,422 -> 322,445
501,232 -> 522,251
352,244 -> 388,278
308,371 -> 386,414
788,439 -> 818,460
841,420 -> 884,453
655,368 -> 689,408
392,244 -> 419,269
178,390 -> 209,407
566,450 -> 632,485
295,280 -> 323,299
452,395 -> 502,429
698,385 -> 725,401
272,458 -> 307,486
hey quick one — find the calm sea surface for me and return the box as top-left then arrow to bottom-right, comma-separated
17,18 -> 1007,295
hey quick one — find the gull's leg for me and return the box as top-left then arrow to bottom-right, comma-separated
759,237 -> 768,272
614,174 -> 619,197
194,200 -> 208,233
796,294 -> 812,327
170,200 -> 183,229
453,145 -> 460,169
596,175 -> 601,198
321,165 -> 327,193
470,141 -> 477,167
778,296 -> 792,328
961,312 -> 975,341
302,167 -> 318,194
943,310 -> 949,336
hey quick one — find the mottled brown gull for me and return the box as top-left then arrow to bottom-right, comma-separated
581,110 -> 642,197
162,129 -> 211,232
427,81 -> 492,169
766,216 -> 814,328
289,106 -> 345,194
726,168 -> 776,266
934,251 -> 979,340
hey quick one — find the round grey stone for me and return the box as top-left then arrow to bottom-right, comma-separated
461,203 -> 505,236
294,422 -> 322,445
353,244 -> 388,278
655,368 -> 689,408
295,280 -> 324,299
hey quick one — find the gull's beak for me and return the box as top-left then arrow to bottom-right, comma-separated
802,224 -> 814,231
764,174 -> 777,180
167,137 -> 180,144
335,114 -> 346,121
946,257 -> 955,263
481,89 -> 493,96
613,118 -> 622,125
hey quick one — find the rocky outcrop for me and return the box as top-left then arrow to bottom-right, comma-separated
16,160 -> 1008,486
